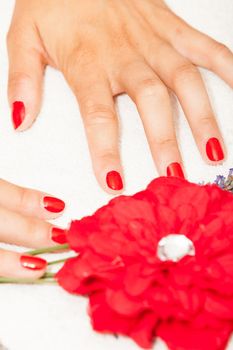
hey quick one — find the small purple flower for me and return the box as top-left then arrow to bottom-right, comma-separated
214,170 -> 233,192
214,175 -> 226,189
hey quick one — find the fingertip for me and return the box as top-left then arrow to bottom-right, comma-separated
7,19 -> 45,132
91,150 -> 124,195
205,137 -> 225,163
9,185 -> 66,220
19,254 -> 47,279
95,167 -> 125,195
10,99 -> 41,132
8,67 -> 44,132
11,101 -> 25,130
104,186 -> 125,196
42,196 -> 66,215
106,170 -> 124,191
196,136 -> 226,167
0,250 -> 47,279
166,162 -> 186,179
20,255 -> 47,271
51,227 -> 68,245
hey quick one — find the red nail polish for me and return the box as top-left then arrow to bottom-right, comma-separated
20,255 -> 47,270
106,171 -> 123,190
43,196 -> 65,213
167,162 -> 185,179
12,101 -> 25,129
51,227 -> 67,244
206,137 -> 224,161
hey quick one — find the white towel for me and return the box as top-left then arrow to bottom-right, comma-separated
0,0 -> 232,349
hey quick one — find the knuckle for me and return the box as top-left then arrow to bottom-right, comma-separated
172,62 -> 198,86
17,188 -> 31,211
152,137 -> 177,149
172,23 -> 186,41
137,78 -> 167,99
64,44 -> 96,83
8,71 -> 31,89
198,116 -> 214,127
26,219 -> 49,246
26,218 -> 38,237
84,103 -> 115,126
211,41 -> 231,62
95,150 -> 119,161
6,22 -> 25,49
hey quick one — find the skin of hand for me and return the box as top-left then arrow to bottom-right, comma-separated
0,179 -> 66,279
7,0 -> 233,193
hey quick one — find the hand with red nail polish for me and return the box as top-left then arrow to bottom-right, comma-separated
0,178 -> 65,279
7,0 -> 231,190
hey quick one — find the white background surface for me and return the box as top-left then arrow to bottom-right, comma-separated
0,1 -> 233,349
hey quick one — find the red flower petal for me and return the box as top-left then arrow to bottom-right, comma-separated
56,257 -> 83,293
170,185 -> 209,220
124,264 -> 155,297
157,321 -> 232,350
205,294 -> 233,320
89,292 -> 136,335
155,204 -> 177,236
130,312 -> 158,349
169,287 -> 203,318
67,217 -> 99,252
90,293 -> 158,349
106,289 -> 145,316
147,177 -> 188,204
111,197 -> 156,226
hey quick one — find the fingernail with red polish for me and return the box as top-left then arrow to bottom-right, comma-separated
167,162 -> 185,179
106,171 -> 123,190
12,101 -> 25,129
20,255 -> 47,270
51,227 -> 67,244
43,196 -> 65,213
206,137 -> 224,161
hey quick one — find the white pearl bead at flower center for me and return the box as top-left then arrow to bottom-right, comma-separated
157,234 -> 195,262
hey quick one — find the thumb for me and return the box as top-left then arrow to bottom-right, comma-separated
7,21 -> 46,131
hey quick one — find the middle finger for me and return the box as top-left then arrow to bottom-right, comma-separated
117,59 -> 185,178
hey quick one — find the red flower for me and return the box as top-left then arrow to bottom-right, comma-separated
56,177 -> 233,349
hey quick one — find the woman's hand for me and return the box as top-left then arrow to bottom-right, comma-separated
0,179 -> 65,279
7,0 -> 233,192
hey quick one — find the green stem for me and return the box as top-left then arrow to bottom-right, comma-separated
0,272 -> 56,285
0,277 -> 57,284
48,258 -> 69,266
26,244 -> 70,256
0,246 -> 73,284
43,272 -> 55,278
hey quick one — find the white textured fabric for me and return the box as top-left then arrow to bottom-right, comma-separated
0,1 -> 232,349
